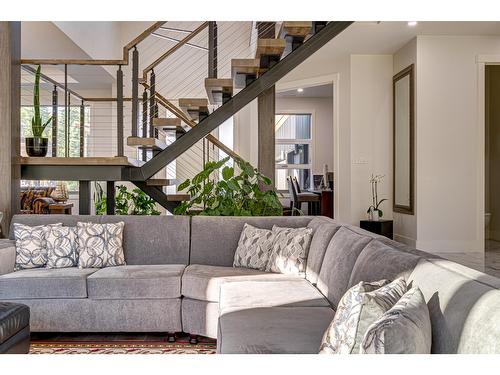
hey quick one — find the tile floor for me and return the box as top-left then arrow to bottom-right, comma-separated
433,239 -> 500,278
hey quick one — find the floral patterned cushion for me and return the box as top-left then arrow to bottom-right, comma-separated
319,278 -> 407,354
77,222 -> 126,268
13,223 -> 62,270
233,223 -> 275,271
360,287 -> 431,354
45,226 -> 79,269
266,225 -> 313,277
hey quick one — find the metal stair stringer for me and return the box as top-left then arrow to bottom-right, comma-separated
124,21 -> 353,182
132,181 -> 179,213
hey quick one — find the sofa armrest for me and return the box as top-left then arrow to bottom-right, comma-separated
0,240 -> 16,276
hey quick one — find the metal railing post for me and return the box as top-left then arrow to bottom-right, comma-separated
208,21 -> 217,78
131,47 -> 139,137
64,64 -> 68,157
117,65 -> 124,157
51,85 -> 58,157
149,70 -> 156,139
67,92 -> 71,156
80,100 -> 85,157
142,89 -> 148,161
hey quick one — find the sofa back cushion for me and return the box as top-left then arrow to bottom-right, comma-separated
409,258 -> 500,354
305,220 -> 341,285
190,216 -> 312,266
348,239 -> 422,288
10,215 -> 190,265
316,226 -> 372,308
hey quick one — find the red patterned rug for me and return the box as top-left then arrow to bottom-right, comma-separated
29,335 -> 217,354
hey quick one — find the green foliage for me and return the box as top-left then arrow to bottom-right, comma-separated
174,157 -> 283,216
93,183 -> 160,215
30,65 -> 52,138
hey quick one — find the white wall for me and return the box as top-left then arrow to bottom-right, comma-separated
393,38 -> 417,246
350,55 -> 393,223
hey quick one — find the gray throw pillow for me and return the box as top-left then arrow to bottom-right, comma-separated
360,287 -> 431,354
319,278 -> 407,354
45,226 -> 79,269
13,223 -> 62,270
267,225 -> 313,276
77,222 -> 126,268
233,223 -> 275,271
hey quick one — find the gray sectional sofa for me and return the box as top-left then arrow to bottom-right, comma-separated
0,214 -> 499,354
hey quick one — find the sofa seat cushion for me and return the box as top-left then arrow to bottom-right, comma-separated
182,264 -> 298,302
218,306 -> 335,354
0,302 -> 30,345
0,268 -> 97,299
87,265 -> 185,300
220,279 -> 330,314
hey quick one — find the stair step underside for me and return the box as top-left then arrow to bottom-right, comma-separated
255,38 -> 286,59
165,193 -> 190,202
231,58 -> 263,89
178,98 -> 209,121
127,136 -> 167,150
279,21 -> 312,37
146,178 -> 179,186
205,78 -> 233,104
152,117 -> 182,127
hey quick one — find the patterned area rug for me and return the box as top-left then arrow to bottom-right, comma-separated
29,335 -> 217,354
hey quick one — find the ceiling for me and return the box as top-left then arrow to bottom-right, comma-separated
277,83 -> 333,98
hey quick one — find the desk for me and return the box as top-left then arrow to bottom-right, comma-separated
48,203 -> 73,215
308,189 -> 333,218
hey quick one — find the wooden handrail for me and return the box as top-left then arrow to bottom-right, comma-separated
20,22 -> 167,66
141,22 -> 209,82
143,82 -> 242,162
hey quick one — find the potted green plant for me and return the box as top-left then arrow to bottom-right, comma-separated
174,157 -> 283,216
366,173 -> 387,221
26,65 -> 52,157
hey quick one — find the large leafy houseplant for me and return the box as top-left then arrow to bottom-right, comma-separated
26,65 -> 52,157
93,183 -> 160,215
174,157 -> 283,216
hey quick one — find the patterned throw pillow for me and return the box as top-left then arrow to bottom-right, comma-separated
77,222 -> 126,268
233,223 -> 275,271
13,223 -> 62,270
360,287 -> 431,354
267,225 -> 313,277
319,278 -> 407,354
45,226 -> 79,269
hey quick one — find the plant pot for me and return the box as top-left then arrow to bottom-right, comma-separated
25,137 -> 48,157
372,210 -> 380,221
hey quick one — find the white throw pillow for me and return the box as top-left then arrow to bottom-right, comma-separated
233,223 -> 275,271
319,278 -> 407,354
360,286 -> 432,354
77,222 -> 126,268
13,223 -> 62,270
45,226 -> 79,269
267,225 -> 313,276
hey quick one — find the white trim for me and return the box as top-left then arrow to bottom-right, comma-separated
276,73 -> 339,218
477,55 -> 500,63
477,61 -> 486,253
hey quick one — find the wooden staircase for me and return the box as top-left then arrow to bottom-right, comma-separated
20,21 -> 352,214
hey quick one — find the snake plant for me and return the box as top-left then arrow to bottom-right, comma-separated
31,65 -> 52,138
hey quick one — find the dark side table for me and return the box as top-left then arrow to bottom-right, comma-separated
360,219 -> 393,239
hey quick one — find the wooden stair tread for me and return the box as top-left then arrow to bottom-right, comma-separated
152,117 -> 182,127
255,38 -> 286,58
178,98 -> 209,110
146,178 -> 179,186
205,78 -> 233,104
127,136 -> 167,150
231,58 -> 261,75
16,156 -> 143,167
279,21 -> 312,37
166,193 -> 190,202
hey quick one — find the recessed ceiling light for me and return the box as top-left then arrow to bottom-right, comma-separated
407,21 -> 418,27
297,88 -> 304,93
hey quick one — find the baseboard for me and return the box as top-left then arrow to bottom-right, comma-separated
415,239 -> 484,253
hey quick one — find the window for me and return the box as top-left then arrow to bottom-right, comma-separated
20,105 -> 90,192
275,113 -> 312,192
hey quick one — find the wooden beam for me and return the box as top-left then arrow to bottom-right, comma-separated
0,22 -> 21,237
258,85 -> 276,189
